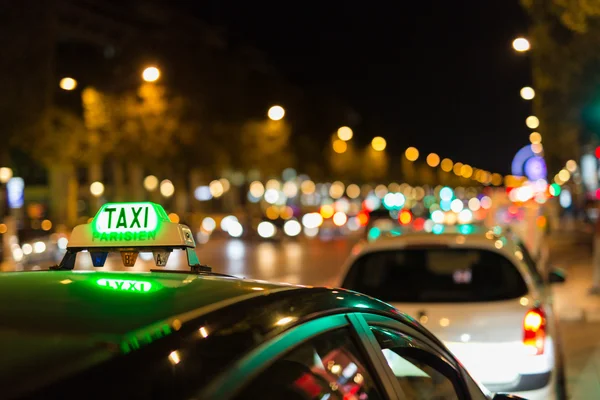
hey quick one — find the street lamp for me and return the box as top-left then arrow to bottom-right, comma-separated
160,179 -> 175,197
526,115 -> 540,129
405,147 -> 419,162
142,66 -> 160,82
332,139 -> 347,154
529,132 -> 542,144
268,105 -> 285,121
371,136 -> 387,151
426,153 -> 440,167
512,37 -> 530,52
0,168 -> 13,184
59,77 -> 77,91
520,86 -> 535,100
143,175 -> 159,191
337,126 -> 353,141
89,181 -> 104,197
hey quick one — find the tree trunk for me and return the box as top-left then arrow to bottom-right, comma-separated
127,162 -> 144,201
112,162 -> 125,202
48,164 -> 78,227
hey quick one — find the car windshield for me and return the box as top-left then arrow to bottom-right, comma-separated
342,248 -> 528,303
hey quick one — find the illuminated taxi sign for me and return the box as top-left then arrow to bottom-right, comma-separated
67,202 -> 194,249
96,278 -> 154,292
55,201 -> 204,270
93,202 -> 167,241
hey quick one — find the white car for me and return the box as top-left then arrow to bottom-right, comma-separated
338,231 -> 566,400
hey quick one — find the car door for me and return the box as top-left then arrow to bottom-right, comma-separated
201,313 -> 401,399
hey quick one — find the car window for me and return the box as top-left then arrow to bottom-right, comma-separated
235,328 -> 383,400
342,248 -> 528,302
371,326 -> 462,400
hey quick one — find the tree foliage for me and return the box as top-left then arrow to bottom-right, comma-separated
521,0 -> 600,168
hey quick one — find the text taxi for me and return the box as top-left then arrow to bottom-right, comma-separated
0,203 -> 525,400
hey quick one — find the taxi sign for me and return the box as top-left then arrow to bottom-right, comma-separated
52,202 -> 205,271
69,202 -> 193,248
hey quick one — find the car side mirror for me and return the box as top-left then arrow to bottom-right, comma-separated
493,393 -> 528,400
548,267 -> 566,284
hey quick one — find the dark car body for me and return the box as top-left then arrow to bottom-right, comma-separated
1,270 -> 495,399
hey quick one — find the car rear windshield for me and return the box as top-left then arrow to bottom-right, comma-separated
342,247 -> 528,302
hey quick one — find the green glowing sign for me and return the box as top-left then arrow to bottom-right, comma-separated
432,224 -> 445,235
368,227 -> 381,242
92,202 -> 169,242
457,224 -> 474,235
96,278 -> 154,293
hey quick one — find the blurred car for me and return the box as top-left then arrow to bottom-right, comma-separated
1,201 -> 522,400
338,231 -> 566,400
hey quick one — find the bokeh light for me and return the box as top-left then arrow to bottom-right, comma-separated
333,139 -> 347,154
520,87 -> 535,100
268,105 -> 285,121
209,180 -> 224,198
264,189 -> 279,204
41,219 -> 52,231
320,204 -> 335,219
450,199 -> 464,213
89,181 -> 104,197
558,169 -> 570,182
460,164 -> 473,179
337,126 -> 353,141
480,196 -> 492,209
330,181 -> 345,199
284,220 -> 302,236
194,186 -> 212,201
468,197 -> 480,211
142,66 -> 160,82
144,175 -> 159,191
512,37 -> 530,52
160,180 -> 175,197
59,77 -> 77,90
526,116 -> 540,129
529,132 -> 541,144
439,187 -> 453,201
283,181 -> 298,198
249,181 -> 265,198
453,162 -> 463,176
333,212 -> 347,226
405,147 -> 419,162
440,158 -> 453,172
346,184 -> 361,199
426,153 -> 440,167
257,221 -> 276,238
300,180 -> 316,195
371,136 -> 387,151
399,210 -> 412,225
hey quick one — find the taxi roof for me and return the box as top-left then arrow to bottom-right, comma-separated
0,270 -> 290,336
0,271 -> 297,396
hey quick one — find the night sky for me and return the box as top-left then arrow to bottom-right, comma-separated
184,1 -> 531,175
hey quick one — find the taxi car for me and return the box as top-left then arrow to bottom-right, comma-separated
338,230 -> 566,400
2,203 -> 522,399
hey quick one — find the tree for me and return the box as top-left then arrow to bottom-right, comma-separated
521,0 -> 600,169
0,1 -> 56,165
361,148 -> 389,182
20,107 -> 87,225
240,119 -> 294,178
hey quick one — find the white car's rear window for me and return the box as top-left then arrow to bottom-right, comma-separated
342,248 -> 528,302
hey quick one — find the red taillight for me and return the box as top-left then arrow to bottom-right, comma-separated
357,211 -> 369,227
523,307 -> 546,355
